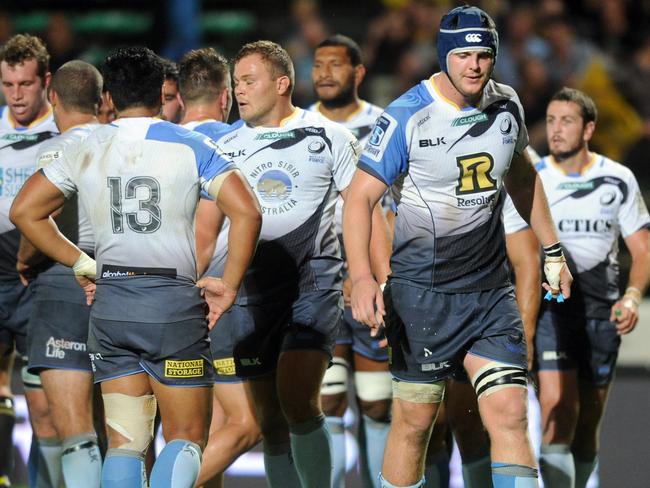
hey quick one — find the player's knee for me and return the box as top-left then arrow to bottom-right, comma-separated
103,393 -> 157,454
392,379 -> 444,434
355,371 -> 392,422
321,357 -> 349,396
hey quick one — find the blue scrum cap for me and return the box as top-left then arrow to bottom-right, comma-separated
437,5 -> 499,73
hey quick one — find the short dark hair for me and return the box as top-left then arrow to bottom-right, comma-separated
550,87 -> 598,124
315,34 -> 363,66
50,60 -> 102,115
0,34 -> 50,80
161,58 -> 179,83
178,48 -> 229,104
234,40 -> 294,94
102,47 -> 164,111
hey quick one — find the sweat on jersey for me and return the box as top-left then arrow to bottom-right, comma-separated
210,108 -> 360,304
42,117 -> 236,323
537,153 -> 650,319
0,106 -> 58,280
358,76 -> 529,292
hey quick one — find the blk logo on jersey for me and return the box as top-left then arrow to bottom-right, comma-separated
419,137 -> 446,147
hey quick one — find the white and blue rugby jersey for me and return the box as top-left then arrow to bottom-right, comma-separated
43,117 -> 236,322
36,123 -> 99,254
182,119 -> 230,141
212,108 -> 360,303
537,153 -> 650,318
359,76 -> 528,291
502,146 -> 541,235
309,100 -> 384,236
0,106 -> 58,280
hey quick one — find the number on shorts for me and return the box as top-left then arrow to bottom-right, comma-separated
107,176 -> 161,234
455,152 -> 497,195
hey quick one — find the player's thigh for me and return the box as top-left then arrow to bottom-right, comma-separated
151,378 -> 212,445
214,381 -> 258,426
40,369 -> 94,435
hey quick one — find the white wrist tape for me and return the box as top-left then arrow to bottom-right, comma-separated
543,255 -> 565,290
72,252 -> 96,278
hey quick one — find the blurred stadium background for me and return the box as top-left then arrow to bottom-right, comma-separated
2,0 -> 650,486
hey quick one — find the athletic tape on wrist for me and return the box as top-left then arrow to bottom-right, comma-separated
72,252 -> 96,278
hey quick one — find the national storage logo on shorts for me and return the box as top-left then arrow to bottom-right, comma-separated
214,358 -> 236,376
164,359 -> 204,378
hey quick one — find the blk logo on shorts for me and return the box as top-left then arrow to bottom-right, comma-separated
240,357 -> 262,366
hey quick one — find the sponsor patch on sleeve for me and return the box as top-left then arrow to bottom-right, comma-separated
37,150 -> 61,168
364,113 -> 398,162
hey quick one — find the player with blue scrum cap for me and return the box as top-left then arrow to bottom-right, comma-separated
343,6 -> 572,488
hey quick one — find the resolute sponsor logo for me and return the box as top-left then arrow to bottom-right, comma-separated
456,193 -> 496,207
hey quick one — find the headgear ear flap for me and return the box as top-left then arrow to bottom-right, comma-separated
437,5 -> 499,73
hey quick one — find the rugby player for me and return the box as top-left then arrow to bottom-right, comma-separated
161,58 -> 183,124
535,88 -> 650,488
198,40 -> 388,488
178,47 -> 261,488
0,34 -> 59,488
19,60 -> 103,488
9,46 -> 261,488
343,6 -> 572,488
310,34 -> 391,488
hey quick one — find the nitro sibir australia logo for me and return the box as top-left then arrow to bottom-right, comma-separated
250,163 -> 300,215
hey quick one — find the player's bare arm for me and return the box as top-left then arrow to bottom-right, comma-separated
197,170 -> 261,328
506,229 -> 541,370
9,171 -> 96,303
342,170 -> 388,332
505,149 -> 573,299
195,198 -> 225,277
610,228 -> 650,334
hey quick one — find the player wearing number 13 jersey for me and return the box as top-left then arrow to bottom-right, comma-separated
10,47 -> 262,488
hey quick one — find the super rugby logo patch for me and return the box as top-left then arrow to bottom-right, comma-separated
364,113 -> 397,162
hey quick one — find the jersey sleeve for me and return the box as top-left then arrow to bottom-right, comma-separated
330,126 -> 361,192
40,148 -> 77,198
502,192 -> 529,235
196,137 -> 237,195
618,169 -> 650,237
513,95 -> 529,155
358,110 -> 409,187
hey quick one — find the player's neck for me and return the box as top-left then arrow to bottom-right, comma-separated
434,73 -> 481,109
553,147 -> 592,175
317,98 -> 361,122
58,113 -> 98,133
117,106 -> 160,119
252,101 -> 296,128
11,100 -> 51,129
181,104 -> 224,125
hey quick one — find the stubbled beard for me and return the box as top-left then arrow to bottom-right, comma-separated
551,142 -> 584,162
318,82 -> 355,110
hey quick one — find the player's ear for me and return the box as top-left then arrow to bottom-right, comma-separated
583,120 -> 596,143
42,71 -> 52,90
354,64 -> 366,86
277,75 -> 291,97
48,88 -> 58,107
